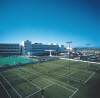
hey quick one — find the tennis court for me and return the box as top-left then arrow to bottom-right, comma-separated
0,56 -> 37,67
0,59 -> 100,98
0,65 -> 77,98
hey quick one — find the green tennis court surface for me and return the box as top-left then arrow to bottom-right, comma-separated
0,56 -> 37,67
0,59 -> 100,98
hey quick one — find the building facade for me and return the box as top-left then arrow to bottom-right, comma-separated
22,40 -> 64,56
0,40 -> 64,56
0,43 -> 21,56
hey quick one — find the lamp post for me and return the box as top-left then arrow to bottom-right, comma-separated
0,56 -> 2,67
66,41 -> 72,82
54,51 -> 55,63
86,44 -> 90,70
99,48 -> 100,62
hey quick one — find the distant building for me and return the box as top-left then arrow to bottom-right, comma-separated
64,47 -> 76,52
0,40 -> 64,56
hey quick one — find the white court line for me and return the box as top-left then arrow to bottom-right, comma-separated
69,70 -> 92,81
43,74 -> 78,90
25,82 -> 76,98
33,65 -> 65,72
1,63 -> 79,98
35,64 -> 86,81
54,71 -> 85,81
43,75 -> 79,97
0,73 -> 22,98
25,89 -> 41,98
18,73 -> 41,90
69,89 -> 78,98
4,67 -> 31,78
70,65 -> 86,69
88,67 -> 98,70
23,67 -> 52,82
22,67 -> 51,83
53,70 -> 85,82
24,67 -> 77,93
53,72 -> 85,83
26,62 -> 91,84
24,67 -> 65,84
40,62 -> 66,68
25,83 -> 54,98
24,67 -> 78,90
70,64 -> 99,71
55,83 -> 74,92
48,68 -> 66,71
33,64 -> 66,73
69,70 -> 79,75
1,64 -> 78,98
43,63 -> 82,74
0,82 -> 11,98
25,67 -> 74,92
97,67 -> 100,70
83,72 -> 95,84
6,68 -> 49,83
78,69 -> 93,73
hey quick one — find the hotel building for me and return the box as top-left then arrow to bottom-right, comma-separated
0,43 -> 21,56
0,40 -> 64,56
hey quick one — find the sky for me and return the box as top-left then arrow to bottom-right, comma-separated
0,0 -> 100,47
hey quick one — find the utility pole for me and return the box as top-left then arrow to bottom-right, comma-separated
54,51 -> 55,63
86,44 -> 90,70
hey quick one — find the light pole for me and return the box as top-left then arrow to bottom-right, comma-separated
66,41 -> 72,82
54,51 -> 55,63
99,48 -> 100,62
0,56 -> 2,67
86,44 -> 90,70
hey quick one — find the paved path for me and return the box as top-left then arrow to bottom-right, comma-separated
60,58 -> 100,64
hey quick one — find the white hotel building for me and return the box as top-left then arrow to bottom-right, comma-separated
0,40 -> 64,56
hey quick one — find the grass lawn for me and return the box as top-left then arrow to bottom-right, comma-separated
0,59 -> 100,98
